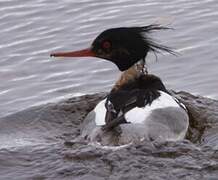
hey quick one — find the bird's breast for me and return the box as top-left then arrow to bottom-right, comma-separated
94,99 -> 107,126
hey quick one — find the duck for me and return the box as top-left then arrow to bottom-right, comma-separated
50,24 -> 174,71
51,24 -> 189,147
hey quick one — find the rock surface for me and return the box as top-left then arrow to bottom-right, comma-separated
0,91 -> 218,180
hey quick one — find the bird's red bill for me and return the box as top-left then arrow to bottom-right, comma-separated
50,48 -> 95,57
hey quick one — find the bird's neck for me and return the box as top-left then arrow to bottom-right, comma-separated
112,60 -> 147,91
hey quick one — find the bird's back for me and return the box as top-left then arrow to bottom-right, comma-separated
80,71 -> 189,147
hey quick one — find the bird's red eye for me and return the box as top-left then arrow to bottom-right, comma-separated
102,41 -> 111,49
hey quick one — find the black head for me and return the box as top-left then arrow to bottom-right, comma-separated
51,24 -> 174,71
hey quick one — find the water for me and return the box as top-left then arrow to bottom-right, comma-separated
2,1 -> 218,179
0,0 -> 218,117
1,92 -> 218,180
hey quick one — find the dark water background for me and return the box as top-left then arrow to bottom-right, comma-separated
1,0 -> 218,118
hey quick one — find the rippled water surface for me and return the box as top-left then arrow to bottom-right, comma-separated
1,0 -> 218,117
1,1 -> 218,179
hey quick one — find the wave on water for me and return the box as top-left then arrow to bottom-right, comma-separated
0,92 -> 218,179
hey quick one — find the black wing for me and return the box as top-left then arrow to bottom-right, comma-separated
103,88 -> 160,131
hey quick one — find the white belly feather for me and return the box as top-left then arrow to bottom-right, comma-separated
94,99 -> 107,126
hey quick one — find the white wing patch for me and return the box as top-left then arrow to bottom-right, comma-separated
125,91 -> 181,124
93,91 -> 186,126
94,99 -> 107,126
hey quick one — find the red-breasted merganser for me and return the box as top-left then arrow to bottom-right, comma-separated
51,25 -> 189,147
50,25 -> 174,71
